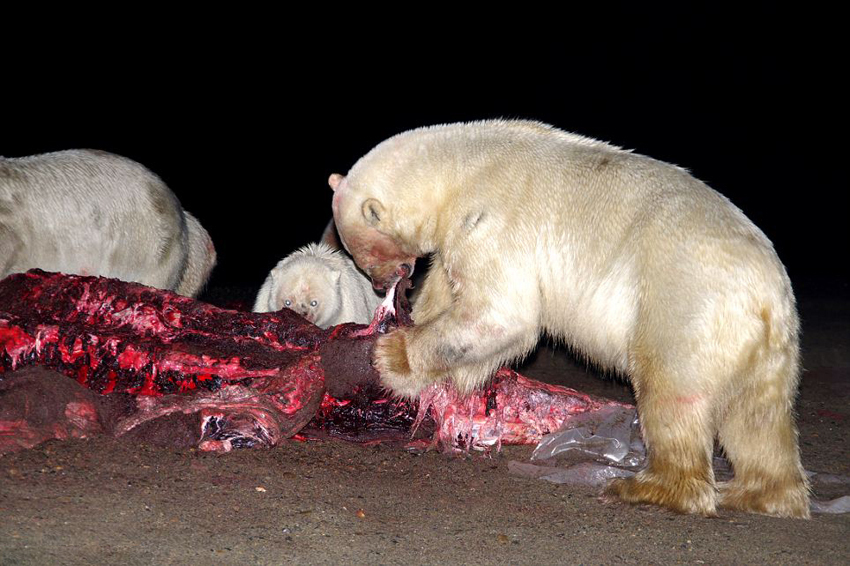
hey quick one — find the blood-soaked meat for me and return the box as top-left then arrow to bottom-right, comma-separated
0,270 -> 630,454
0,269 -> 328,395
0,366 -> 104,454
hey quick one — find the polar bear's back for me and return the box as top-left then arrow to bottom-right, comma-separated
0,149 -> 190,290
364,119 -> 770,259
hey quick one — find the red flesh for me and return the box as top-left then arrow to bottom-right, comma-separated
0,270 -> 631,454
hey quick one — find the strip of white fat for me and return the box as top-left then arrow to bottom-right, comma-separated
380,284 -> 396,318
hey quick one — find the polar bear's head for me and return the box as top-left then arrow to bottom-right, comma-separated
270,259 -> 341,328
329,172 -> 416,290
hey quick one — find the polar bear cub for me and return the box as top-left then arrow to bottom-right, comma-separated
253,242 -> 382,328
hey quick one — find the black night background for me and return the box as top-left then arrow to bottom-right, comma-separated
3,14 -> 844,300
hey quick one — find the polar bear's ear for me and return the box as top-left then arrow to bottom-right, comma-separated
362,198 -> 386,228
328,174 -> 345,191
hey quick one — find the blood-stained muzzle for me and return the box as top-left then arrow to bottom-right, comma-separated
365,262 -> 413,290
331,177 -> 416,289
337,229 -> 411,290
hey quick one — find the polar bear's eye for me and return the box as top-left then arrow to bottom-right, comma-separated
284,299 -> 292,307
310,300 -> 318,307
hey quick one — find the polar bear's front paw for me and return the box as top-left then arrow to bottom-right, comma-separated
373,329 -> 430,399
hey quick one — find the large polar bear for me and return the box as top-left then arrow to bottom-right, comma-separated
253,242 -> 382,328
329,120 -> 809,518
0,149 -> 216,297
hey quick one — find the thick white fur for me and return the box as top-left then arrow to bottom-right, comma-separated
0,149 -> 216,297
253,242 -> 382,328
330,120 -> 810,518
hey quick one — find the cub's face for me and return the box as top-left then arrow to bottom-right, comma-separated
273,268 -> 340,328
329,173 -> 416,289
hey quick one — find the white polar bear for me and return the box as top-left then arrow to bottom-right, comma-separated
0,149 -> 216,297
329,120 -> 810,518
253,242 -> 382,328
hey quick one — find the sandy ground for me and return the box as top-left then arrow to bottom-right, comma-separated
1,285 -> 847,565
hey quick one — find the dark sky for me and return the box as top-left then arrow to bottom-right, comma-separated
3,15 -> 843,294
